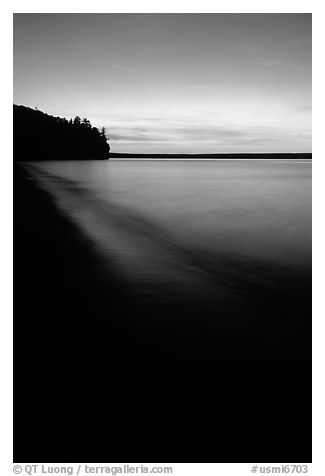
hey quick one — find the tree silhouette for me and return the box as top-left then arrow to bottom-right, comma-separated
82,118 -> 91,128
100,127 -> 107,138
14,105 -> 110,161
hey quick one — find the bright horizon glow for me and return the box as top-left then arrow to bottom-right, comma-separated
13,13 -> 311,153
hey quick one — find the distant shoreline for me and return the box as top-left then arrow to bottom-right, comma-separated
109,152 -> 312,159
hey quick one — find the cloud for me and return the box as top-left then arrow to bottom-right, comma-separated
108,119 -> 307,146
91,108 -> 311,153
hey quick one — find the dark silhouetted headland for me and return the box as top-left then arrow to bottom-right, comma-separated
13,105 -> 110,161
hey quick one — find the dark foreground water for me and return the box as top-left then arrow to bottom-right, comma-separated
15,159 -> 312,462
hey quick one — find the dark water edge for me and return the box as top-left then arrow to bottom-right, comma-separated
14,163 -> 311,463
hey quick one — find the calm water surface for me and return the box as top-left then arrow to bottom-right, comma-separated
33,159 -> 311,275
19,159 -> 312,461
28,158 -> 312,412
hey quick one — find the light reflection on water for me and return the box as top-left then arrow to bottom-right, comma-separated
34,159 -> 311,274
22,159 -> 312,444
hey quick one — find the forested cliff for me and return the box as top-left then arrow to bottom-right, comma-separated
14,105 -> 110,161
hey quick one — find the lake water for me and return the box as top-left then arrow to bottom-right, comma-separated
27,158 -> 311,330
32,158 -> 311,274
21,158 -> 312,459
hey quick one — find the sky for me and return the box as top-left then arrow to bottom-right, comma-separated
13,13 -> 312,153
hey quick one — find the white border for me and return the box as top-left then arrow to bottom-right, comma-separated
2,2 -> 321,476
7,0 -> 317,13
